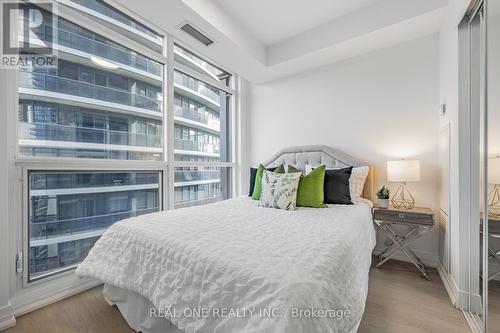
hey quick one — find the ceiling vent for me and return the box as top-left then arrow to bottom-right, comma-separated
179,23 -> 214,46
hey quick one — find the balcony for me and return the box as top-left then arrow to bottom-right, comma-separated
174,138 -> 220,157
30,207 -> 158,242
19,71 -> 163,113
174,72 -> 221,108
174,48 -> 220,81
63,0 -> 163,47
174,195 -> 223,209
19,122 -> 162,148
35,23 -> 162,76
174,105 -> 220,132
174,170 -> 221,183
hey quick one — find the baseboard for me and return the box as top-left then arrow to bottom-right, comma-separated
437,262 -> 459,307
373,246 -> 438,268
12,279 -> 101,317
0,303 -> 16,332
463,310 -> 483,333
436,261 -> 483,313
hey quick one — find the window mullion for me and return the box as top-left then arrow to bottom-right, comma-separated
166,36 -> 176,210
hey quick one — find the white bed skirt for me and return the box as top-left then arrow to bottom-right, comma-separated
104,284 -> 182,333
103,284 -> 362,333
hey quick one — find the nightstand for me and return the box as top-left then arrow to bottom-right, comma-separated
373,206 -> 435,280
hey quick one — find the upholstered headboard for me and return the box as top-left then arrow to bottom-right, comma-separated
262,145 -> 373,200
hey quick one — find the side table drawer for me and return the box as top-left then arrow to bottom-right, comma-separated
373,209 -> 434,226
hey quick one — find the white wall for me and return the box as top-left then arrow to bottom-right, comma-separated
246,35 -> 440,264
438,0 -> 472,310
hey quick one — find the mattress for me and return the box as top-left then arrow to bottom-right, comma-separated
76,197 -> 376,333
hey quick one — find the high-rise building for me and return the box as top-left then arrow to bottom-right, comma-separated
17,1 -> 232,281
172,45 -> 231,208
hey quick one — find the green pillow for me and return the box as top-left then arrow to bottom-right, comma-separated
287,165 -> 301,173
252,164 -> 285,200
296,165 -> 327,208
252,164 -> 266,200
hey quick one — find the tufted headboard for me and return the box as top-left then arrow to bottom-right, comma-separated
262,145 -> 373,201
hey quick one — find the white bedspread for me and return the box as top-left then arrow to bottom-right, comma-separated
76,197 -> 376,333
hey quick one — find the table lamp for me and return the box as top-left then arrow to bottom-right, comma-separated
488,156 -> 500,217
387,160 -> 421,209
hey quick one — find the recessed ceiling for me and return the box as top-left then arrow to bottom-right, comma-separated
118,0 -> 447,83
213,0 -> 383,46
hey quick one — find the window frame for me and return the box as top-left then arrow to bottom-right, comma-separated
22,167 -> 164,284
12,0 -> 239,287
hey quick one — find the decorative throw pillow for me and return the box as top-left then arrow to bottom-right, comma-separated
259,171 -> 301,210
349,166 -> 369,203
305,164 -> 369,204
296,165 -> 327,208
249,166 -> 276,196
251,164 -> 284,200
324,167 -> 353,205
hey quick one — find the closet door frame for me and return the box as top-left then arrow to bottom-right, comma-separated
460,0 -> 489,332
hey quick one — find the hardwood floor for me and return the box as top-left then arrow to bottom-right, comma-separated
5,260 -> 471,333
359,260 -> 470,333
490,280 -> 500,333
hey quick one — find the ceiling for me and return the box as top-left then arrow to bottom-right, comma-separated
116,0 -> 448,83
213,0 -> 383,46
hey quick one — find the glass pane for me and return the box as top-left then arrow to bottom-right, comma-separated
65,0 -> 163,50
17,5 -> 164,160
174,44 -> 231,87
467,8 -> 485,319
488,1 -> 500,330
28,171 -> 161,281
174,167 -> 229,208
174,70 -> 230,162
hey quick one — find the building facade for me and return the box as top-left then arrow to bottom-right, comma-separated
19,0 -> 232,281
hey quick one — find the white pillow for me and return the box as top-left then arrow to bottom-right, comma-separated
304,164 -> 369,203
259,170 -> 301,210
349,166 -> 369,203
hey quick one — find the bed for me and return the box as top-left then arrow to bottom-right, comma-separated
76,145 -> 376,333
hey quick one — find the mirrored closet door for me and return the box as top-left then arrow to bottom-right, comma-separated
488,0 -> 500,331
462,0 -> 489,330
464,0 -> 486,327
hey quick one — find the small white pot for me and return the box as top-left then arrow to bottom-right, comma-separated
378,198 -> 389,209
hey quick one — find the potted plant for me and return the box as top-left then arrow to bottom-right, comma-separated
376,186 -> 390,209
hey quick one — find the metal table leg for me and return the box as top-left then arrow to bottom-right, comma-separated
375,221 -> 432,280
376,226 -> 420,259
488,247 -> 500,281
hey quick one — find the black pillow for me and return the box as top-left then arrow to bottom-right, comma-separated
323,166 -> 353,204
248,167 -> 276,196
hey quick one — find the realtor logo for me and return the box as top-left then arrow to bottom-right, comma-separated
1,0 -> 58,68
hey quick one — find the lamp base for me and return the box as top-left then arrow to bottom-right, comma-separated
391,182 -> 415,210
488,184 -> 500,217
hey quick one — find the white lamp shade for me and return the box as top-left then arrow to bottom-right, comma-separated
387,160 -> 421,182
489,157 -> 500,184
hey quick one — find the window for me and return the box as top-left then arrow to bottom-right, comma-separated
62,0 -> 164,52
174,45 -> 231,87
28,171 -> 161,280
172,44 -> 233,208
174,167 -> 229,208
16,2 -> 235,283
18,5 -> 164,161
